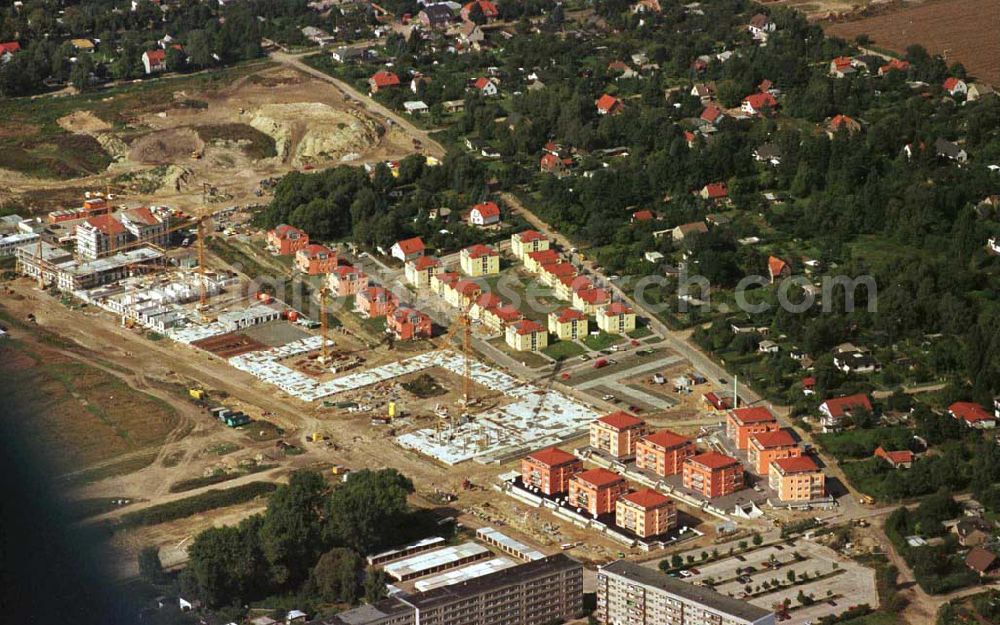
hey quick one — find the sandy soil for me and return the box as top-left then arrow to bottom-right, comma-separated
0,64 -> 426,218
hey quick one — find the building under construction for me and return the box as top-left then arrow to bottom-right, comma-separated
15,243 -> 165,291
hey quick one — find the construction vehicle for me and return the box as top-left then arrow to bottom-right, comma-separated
188,388 -> 206,400
859,495 -> 875,505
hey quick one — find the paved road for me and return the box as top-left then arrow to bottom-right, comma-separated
269,50 -> 447,159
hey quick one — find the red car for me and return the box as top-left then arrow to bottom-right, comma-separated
593,358 -> 608,369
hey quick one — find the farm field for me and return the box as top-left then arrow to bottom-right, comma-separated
824,0 -> 1000,86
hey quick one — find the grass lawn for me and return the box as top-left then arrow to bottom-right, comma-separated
487,336 -> 552,368
583,331 -> 623,351
628,323 -> 654,339
543,339 -> 586,361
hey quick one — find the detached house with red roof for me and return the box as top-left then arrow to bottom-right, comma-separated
878,59 -> 910,76
404,255 -> 441,288
768,256 -> 790,283
521,447 -> 583,495
726,406 -> 779,449
460,0 -> 499,22
355,286 -> 398,319
267,224 -> 309,256
595,94 -> 624,116
511,230 -> 549,260
369,71 -> 400,93
875,446 -> 914,469
597,302 -> 636,335
590,411 -> 646,459
387,307 -> 432,341
699,182 -> 728,202
469,201 -> 501,226
949,401 -> 996,429
295,244 -> 337,275
390,236 -> 425,262
75,215 -> 129,260
142,49 -> 167,74
616,489 -> 677,538
636,430 -> 695,477
470,76 -> 498,97
540,152 -> 574,175
700,104 -> 725,126
828,56 -> 856,78
0,41 -> 21,63
943,77 -> 968,97
819,393 -> 873,432
742,92 -> 777,116
827,114 -> 861,138
505,319 -> 548,352
328,265 -> 368,297
569,468 -> 629,517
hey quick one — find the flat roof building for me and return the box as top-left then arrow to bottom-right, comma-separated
596,559 -> 774,625
384,543 -> 491,582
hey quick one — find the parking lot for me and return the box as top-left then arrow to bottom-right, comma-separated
645,537 -> 877,624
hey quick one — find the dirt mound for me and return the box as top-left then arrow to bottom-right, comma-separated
250,102 -> 380,166
128,128 -> 205,165
58,111 -> 112,134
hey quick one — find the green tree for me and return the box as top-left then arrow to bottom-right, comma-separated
186,516 -> 267,608
324,469 -> 416,554
310,548 -> 361,604
259,470 -> 330,586
138,546 -> 167,585
752,533 -> 763,546
363,568 -> 389,604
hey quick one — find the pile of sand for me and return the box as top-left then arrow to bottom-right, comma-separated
250,102 -> 380,166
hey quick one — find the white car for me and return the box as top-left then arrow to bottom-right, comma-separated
678,570 -> 693,578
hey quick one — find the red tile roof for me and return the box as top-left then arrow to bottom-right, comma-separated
333,265 -> 363,279
949,401 -> 994,423
641,429 -> 690,450
299,243 -> 334,259
475,292 -> 502,309
821,393 -> 872,418
553,308 -> 586,323
85,214 -> 125,236
730,406 -> 776,424
875,446 -> 914,466
463,0 -> 498,17
410,255 -> 441,270
596,93 -> 622,114
703,182 -> 728,198
371,71 -> 400,88
510,319 -> 543,335
0,42 -> 21,55
743,92 -> 777,112
489,305 -> 523,323
463,243 -> 498,259
704,392 -> 730,410
832,56 -> 853,70
943,77 -> 963,91
472,201 -> 500,218
576,288 -> 610,305
768,255 -> 789,278
880,59 -> 909,74
527,249 -> 560,265
597,411 -> 644,430
527,446 -> 579,467
123,206 -> 159,226
772,456 -> 819,474
603,302 -> 633,316
394,236 -> 425,255
574,467 -> 625,488
516,229 -> 546,243
272,224 -> 306,239
145,48 -> 166,65
541,262 -> 576,279
751,428 -> 797,449
700,105 -> 723,124
688,451 -> 740,471
621,488 -> 670,509
455,280 -> 482,296
632,210 -> 654,221
435,271 -> 460,286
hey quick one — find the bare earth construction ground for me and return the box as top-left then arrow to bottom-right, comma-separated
824,0 -> 1000,86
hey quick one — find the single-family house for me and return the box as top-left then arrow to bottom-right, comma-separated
295,244 -> 337,275
878,59 -> 910,76
742,92 -> 777,116
935,138 -> 968,164
943,77 -> 968,97
469,201 -> 500,225
390,236 -> 425,262
471,76 -> 498,97
460,0 -> 498,22
748,13 -> 775,42
699,182 -> 728,202
672,221 -> 708,243
369,71 -> 400,93
829,56 -> 856,78
949,401 -> 996,429
267,224 -> 309,255
596,94 -> 624,116
388,307 -> 433,341
874,446 -> 913,469
355,286 -> 398,318
819,393 -> 873,432
767,256 -> 790,283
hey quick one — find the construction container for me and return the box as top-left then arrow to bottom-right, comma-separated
223,413 -> 251,428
